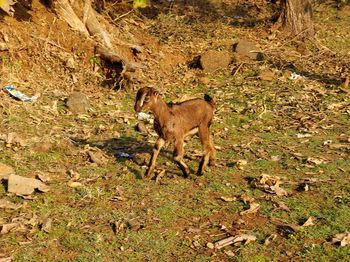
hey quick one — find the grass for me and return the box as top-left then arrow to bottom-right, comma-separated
1,2 -> 350,261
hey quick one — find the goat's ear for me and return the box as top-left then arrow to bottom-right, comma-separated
139,91 -> 148,107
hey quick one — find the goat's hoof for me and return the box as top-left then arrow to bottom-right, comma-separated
196,170 -> 205,176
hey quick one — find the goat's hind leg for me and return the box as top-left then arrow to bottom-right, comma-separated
197,124 -> 214,176
173,138 -> 191,178
145,138 -> 165,178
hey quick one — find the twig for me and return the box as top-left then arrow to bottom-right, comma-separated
44,17 -> 57,52
29,34 -> 67,51
232,62 -> 244,77
113,10 -> 133,22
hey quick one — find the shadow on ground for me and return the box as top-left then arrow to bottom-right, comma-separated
71,135 -> 188,179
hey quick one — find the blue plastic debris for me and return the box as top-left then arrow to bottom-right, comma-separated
4,85 -> 39,102
115,151 -> 134,159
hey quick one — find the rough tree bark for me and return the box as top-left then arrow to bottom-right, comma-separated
280,0 -> 314,38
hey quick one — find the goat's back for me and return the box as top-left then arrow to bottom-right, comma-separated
169,99 -> 214,129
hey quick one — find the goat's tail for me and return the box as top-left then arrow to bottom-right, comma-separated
204,94 -> 215,107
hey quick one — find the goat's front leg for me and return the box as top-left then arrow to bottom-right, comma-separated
173,138 -> 191,178
145,137 -> 165,178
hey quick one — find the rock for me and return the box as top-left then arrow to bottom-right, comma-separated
135,122 -> 148,134
88,150 -> 108,166
258,69 -> 275,81
199,77 -> 210,85
233,39 -> 264,61
66,92 -> 90,114
0,42 -> 8,51
65,57 -> 76,70
7,174 -> 50,195
206,242 -> 214,249
133,152 -> 149,166
5,132 -> 27,147
67,181 -> 83,188
199,50 -> 232,73
0,163 -> 15,181
40,217 -> 53,233
127,218 -> 144,231
33,140 -> 52,153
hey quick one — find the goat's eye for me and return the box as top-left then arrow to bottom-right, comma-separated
144,96 -> 150,102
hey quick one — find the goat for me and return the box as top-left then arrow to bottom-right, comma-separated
134,86 -> 215,178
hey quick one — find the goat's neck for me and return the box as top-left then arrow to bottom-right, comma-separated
150,97 -> 170,123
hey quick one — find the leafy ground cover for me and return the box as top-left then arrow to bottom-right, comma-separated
0,1 -> 350,261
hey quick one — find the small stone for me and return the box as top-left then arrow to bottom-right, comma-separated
199,77 -> 210,85
66,57 -> 76,69
8,174 -> 50,195
259,70 -> 275,81
66,92 -> 90,114
206,242 -> 214,249
224,250 -> 235,257
233,39 -> 264,61
0,163 -> 15,181
127,218 -> 143,231
68,181 -> 83,188
88,150 -> 108,166
200,50 -> 232,73
0,42 -> 8,51
33,141 -> 52,153
135,122 -> 148,134
133,152 -> 149,166
41,217 -> 53,233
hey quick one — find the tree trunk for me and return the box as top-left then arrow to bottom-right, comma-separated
280,0 -> 314,38
54,0 -> 144,74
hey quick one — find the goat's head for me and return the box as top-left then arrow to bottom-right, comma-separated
134,87 -> 159,112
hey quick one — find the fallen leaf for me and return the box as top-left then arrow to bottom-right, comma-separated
214,234 -> 256,249
192,240 -> 201,249
111,220 -> 126,234
331,232 -> 350,246
264,234 -> 277,246
68,181 -> 83,188
236,159 -> 248,170
220,196 -> 236,202
302,216 -> 315,227
240,193 -> 255,204
240,202 -> 260,215
127,218 -> 144,231
7,174 -> 50,195
0,199 -> 22,210
273,201 -> 290,211
274,221 -> 300,236
40,217 -> 53,233
253,174 -> 287,196
271,155 -> 281,162
68,169 -> 80,181
0,222 -> 26,234
307,157 -> 327,165
224,250 -> 235,257
296,133 -> 312,138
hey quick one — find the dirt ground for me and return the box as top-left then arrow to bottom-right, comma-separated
1,0 -> 350,261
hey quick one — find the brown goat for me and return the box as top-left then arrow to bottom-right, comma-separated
134,87 -> 215,178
